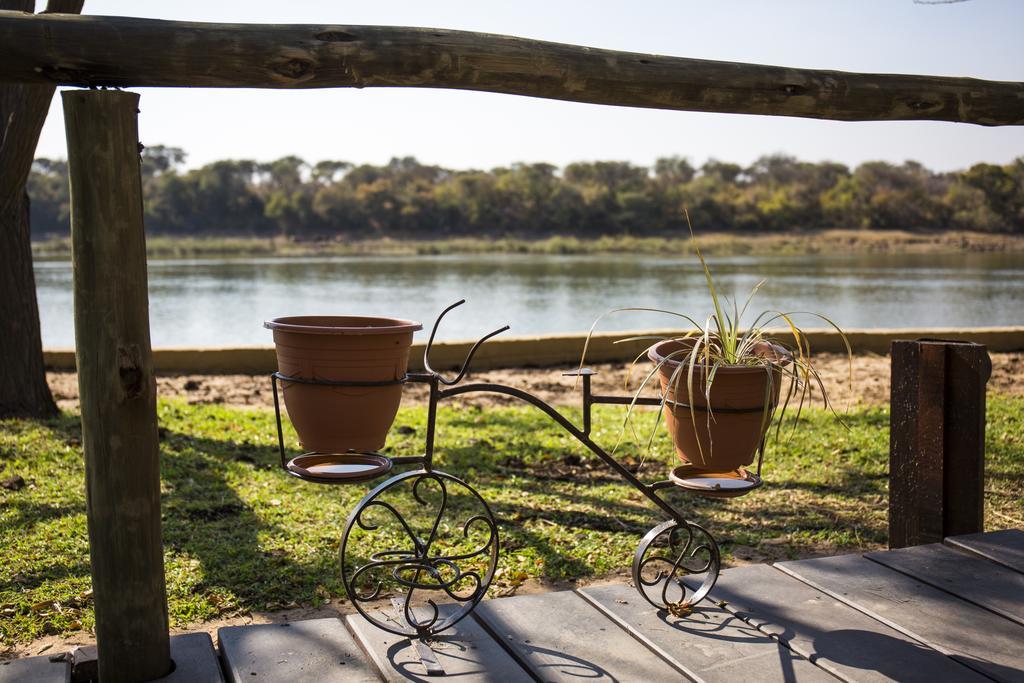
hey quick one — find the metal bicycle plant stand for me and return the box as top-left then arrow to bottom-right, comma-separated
270,301 -> 765,654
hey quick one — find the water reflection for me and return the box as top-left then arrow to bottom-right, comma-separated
34,252 -> 1024,347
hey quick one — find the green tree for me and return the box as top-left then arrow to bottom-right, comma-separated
26,149 -> 1023,242
26,158 -> 69,237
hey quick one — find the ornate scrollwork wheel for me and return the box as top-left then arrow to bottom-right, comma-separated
631,519 -> 720,611
340,469 -> 499,638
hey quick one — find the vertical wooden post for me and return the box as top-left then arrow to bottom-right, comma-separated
889,339 -> 991,549
63,90 -> 171,682
942,343 -> 990,537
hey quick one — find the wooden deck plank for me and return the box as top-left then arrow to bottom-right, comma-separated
347,605 -> 532,682
685,564 -> 986,682
945,529 -> 1024,574
778,554 -> 1024,683
0,655 -> 68,683
218,618 -> 379,682
579,582 -> 835,682
161,633 -> 225,682
0,633 -> 223,683
867,543 -> 1024,627
474,590 -> 687,682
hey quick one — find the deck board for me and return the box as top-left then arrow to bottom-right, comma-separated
162,633 -> 225,682
474,589 -> 687,682
347,604 -> 532,682
945,530 -> 1024,574
867,543 -> 1024,626
778,554 -> 1024,683
579,581 -> 835,682
0,655 -> 68,683
218,618 -> 379,682
685,563 -> 987,683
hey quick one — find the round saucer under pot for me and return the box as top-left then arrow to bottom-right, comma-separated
286,452 -> 393,484
668,464 -> 762,499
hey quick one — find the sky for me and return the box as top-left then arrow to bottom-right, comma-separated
32,0 -> 1024,173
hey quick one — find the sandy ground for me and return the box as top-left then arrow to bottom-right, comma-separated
46,351 -> 1024,412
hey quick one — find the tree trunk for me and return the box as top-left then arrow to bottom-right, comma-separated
0,0 -> 84,418
0,189 -> 56,416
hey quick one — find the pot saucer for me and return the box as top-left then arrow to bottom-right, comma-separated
287,452 -> 393,485
668,464 -> 762,498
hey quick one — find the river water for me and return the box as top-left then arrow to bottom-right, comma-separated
34,252 -> 1024,347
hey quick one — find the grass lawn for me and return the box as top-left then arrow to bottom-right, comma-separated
1,396 -> 1022,647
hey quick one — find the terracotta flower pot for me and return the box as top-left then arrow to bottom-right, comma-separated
264,316 -> 422,454
648,339 -> 784,471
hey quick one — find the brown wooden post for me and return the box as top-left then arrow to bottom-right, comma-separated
63,89 -> 171,682
889,339 -> 991,549
942,342 -> 991,537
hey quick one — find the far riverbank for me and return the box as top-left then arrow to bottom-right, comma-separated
31,229 -> 1024,260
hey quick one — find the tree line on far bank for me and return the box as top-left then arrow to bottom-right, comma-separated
27,148 -> 1024,240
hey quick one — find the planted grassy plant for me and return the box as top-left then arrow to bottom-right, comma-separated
581,212 -> 852,473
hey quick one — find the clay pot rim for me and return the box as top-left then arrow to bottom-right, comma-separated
264,315 -> 423,335
647,338 -> 785,374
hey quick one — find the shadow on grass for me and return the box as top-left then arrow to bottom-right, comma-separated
3,399 -> 897,624
0,501 -> 85,535
158,428 -> 332,611
0,413 -> 91,596
0,560 -> 92,595
155,426 -> 620,609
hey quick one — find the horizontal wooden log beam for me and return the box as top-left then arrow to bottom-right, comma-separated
1,12 -> 1022,126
